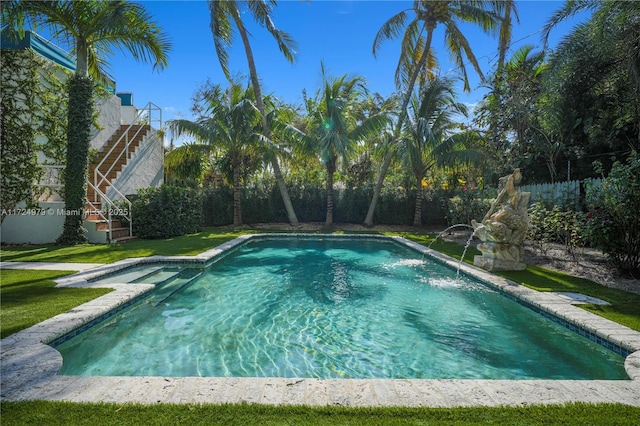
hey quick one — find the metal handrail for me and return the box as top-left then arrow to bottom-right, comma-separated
86,180 -> 132,242
93,102 -> 162,198
84,102 -> 161,241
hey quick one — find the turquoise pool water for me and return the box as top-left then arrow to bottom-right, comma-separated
55,237 -> 628,379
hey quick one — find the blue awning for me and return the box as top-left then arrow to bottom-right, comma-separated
1,30 -> 116,93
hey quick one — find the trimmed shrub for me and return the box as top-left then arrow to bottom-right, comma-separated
132,185 -> 203,238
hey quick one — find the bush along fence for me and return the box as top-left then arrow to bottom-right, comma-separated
520,179 -> 602,209
131,184 -> 499,237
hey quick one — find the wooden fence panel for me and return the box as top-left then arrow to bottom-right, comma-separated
519,179 -> 601,207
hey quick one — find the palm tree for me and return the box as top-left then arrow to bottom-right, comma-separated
167,83 -> 261,226
364,0 -> 501,227
545,0 -> 640,151
208,0 -> 299,226
288,70 -> 388,227
2,0 -> 171,244
400,77 -> 482,226
495,0 -> 520,69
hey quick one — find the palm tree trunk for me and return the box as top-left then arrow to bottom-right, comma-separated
364,29 -> 434,227
232,12 -> 299,226
413,175 -> 424,227
76,38 -> 89,76
325,161 -> 335,228
57,75 -> 93,244
232,165 -> 242,226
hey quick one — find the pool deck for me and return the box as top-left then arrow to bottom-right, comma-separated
2,234 -> 640,407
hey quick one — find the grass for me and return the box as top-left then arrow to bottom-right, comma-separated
0,228 -> 251,264
0,269 -> 112,338
1,401 -> 639,426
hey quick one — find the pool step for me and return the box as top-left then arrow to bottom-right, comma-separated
153,270 -> 203,307
132,267 -> 182,285
91,265 -> 165,284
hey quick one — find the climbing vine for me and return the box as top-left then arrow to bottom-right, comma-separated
56,74 -> 94,245
0,49 -> 41,222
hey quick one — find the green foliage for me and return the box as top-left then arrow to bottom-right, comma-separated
37,55 -> 69,168
199,184 -> 442,227
585,153 -> 640,276
202,187 -> 233,226
443,188 -> 494,226
56,75 -> 93,245
527,202 -> 587,258
0,49 -> 42,220
132,185 -> 203,239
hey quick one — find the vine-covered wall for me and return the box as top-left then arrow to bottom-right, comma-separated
0,48 -> 69,218
1,49 -> 41,221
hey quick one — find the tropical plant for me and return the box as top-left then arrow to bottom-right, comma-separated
585,153 -> 640,277
2,0 -> 171,244
474,45 -> 550,180
167,83 -> 262,226
364,0 -> 502,226
208,0 -> 299,226
399,77 -> 482,226
544,0 -> 640,179
287,69 -> 388,227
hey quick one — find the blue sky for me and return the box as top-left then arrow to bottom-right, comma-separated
106,1 -> 592,128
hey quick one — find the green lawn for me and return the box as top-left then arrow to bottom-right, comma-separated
0,228 -> 251,263
1,401 -> 639,426
0,269 -> 111,338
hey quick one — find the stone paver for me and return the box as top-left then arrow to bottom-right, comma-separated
0,261 -> 105,271
2,234 -> 639,407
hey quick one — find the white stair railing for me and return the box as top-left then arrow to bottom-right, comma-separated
92,102 -> 161,201
85,180 -> 132,242
87,102 -> 162,240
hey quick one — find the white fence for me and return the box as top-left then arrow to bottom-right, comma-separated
520,179 -> 602,207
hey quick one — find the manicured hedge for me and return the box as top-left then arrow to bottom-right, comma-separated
132,186 -> 203,238
132,184 -> 493,236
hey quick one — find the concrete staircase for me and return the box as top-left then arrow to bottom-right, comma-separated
85,124 -> 150,242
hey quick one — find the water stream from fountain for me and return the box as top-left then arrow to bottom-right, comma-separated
428,224 -> 479,280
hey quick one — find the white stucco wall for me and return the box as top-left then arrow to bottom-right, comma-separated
1,201 -> 65,244
107,130 -> 164,199
1,201 -> 110,244
90,95 -> 123,151
121,105 -> 138,125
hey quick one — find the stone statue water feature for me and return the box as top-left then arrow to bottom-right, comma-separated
472,169 -> 530,271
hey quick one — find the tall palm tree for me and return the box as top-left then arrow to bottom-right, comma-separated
2,0 -> 171,244
167,83 -> 261,226
208,0 -> 299,226
288,70 -> 388,227
399,77 -> 482,226
364,0 -> 501,227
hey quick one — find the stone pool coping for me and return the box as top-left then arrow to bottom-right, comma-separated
2,233 -> 640,407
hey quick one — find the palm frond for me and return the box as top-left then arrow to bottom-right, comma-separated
248,0 -> 298,63
372,10 -> 409,56
208,0 -> 234,80
542,0 -> 601,45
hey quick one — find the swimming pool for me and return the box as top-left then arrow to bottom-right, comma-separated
52,235 -> 628,380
